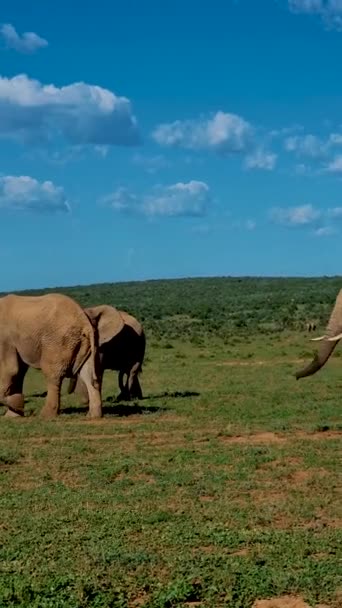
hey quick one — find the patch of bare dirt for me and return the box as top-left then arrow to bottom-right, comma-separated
230,547 -> 249,557
296,430 -> 341,441
250,488 -> 287,506
130,591 -> 150,607
192,544 -> 249,558
199,494 -> 215,502
219,431 -> 287,445
258,457 -> 304,472
253,595 -> 329,608
14,427 -> 342,453
218,430 -> 342,446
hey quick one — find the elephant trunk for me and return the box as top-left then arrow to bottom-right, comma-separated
295,288 -> 342,380
295,340 -> 338,379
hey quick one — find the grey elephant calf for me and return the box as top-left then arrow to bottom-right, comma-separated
0,292 -> 102,419
295,287 -> 342,380
67,305 -> 146,404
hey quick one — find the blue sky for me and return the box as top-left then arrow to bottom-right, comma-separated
1,0 -> 342,290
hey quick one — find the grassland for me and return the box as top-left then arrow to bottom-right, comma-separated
0,277 -> 341,607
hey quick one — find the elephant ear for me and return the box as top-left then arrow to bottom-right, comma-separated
85,305 -> 125,346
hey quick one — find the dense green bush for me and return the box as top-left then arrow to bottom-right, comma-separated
4,276 -> 342,342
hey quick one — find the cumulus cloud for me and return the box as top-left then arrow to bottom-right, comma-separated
0,73 -> 140,146
101,180 -> 211,217
0,175 -> 69,213
152,111 -> 253,154
284,134 -> 329,159
244,148 -> 277,170
270,204 -> 321,226
0,23 -> 48,53
288,0 -> 342,30
270,201 -> 342,236
283,131 -> 342,174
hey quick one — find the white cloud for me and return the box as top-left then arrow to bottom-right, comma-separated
0,73 -> 140,146
101,180 -> 211,217
94,145 -> 109,158
102,187 -> 139,213
284,134 -> 329,158
152,111 -> 253,154
289,0 -> 323,13
325,155 -> 342,173
328,206 -> 342,217
0,175 -> 69,213
328,132 -> 342,145
270,202 -> 342,236
288,0 -> 342,30
244,148 -> 277,170
0,23 -> 48,53
270,204 -> 321,226
314,225 -> 336,236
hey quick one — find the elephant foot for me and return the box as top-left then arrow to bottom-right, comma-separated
116,391 -> 130,402
87,402 -> 103,419
40,406 -> 59,420
88,408 -> 103,418
4,407 -> 24,418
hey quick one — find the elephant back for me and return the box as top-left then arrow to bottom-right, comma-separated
118,310 -> 144,337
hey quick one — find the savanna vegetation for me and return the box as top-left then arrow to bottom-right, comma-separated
0,276 -> 341,607
8,275 -> 342,343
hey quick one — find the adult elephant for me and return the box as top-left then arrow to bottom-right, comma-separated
67,305 -> 145,403
295,288 -> 342,380
0,292 -> 103,419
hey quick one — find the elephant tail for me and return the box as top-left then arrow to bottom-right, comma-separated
136,329 -> 146,374
71,312 -> 100,388
67,376 -> 77,394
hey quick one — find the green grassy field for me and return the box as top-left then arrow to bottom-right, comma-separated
0,278 -> 341,607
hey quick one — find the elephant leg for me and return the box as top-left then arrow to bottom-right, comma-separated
79,357 -> 103,418
117,370 -> 129,401
131,375 -> 143,400
128,363 -> 143,400
40,379 -> 62,419
2,353 -> 28,417
74,376 -> 90,406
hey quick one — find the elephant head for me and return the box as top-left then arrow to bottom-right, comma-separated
295,288 -> 342,380
85,304 -> 125,347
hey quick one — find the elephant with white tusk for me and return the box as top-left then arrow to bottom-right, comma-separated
295,288 -> 342,380
67,305 -> 146,404
0,292 -> 102,419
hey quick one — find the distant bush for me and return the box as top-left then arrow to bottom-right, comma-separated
6,275 -> 342,342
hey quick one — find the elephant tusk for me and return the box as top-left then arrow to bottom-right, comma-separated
310,336 -> 326,341
327,332 -> 342,342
